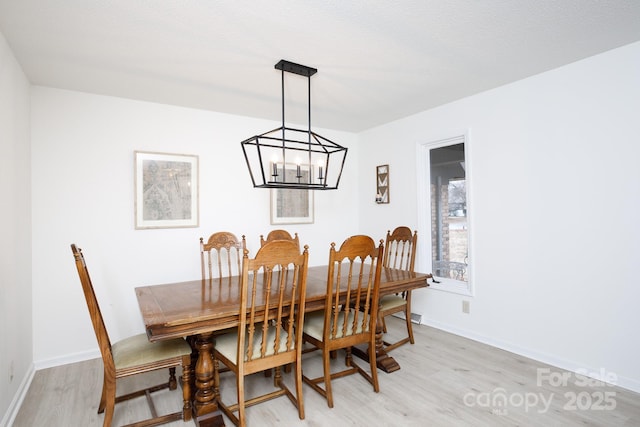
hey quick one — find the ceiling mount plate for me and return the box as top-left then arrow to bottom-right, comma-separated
275,59 -> 317,77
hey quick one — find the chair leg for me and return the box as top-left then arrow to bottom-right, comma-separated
101,375 -> 116,427
405,295 -> 415,345
323,348 -> 334,408
382,316 -> 388,333
213,358 -> 221,401
168,366 -> 177,390
237,374 -> 246,427
294,359 -> 305,420
181,355 -> 193,421
368,342 -> 380,393
97,368 -> 108,413
345,347 -> 353,367
273,366 -> 282,388
405,308 -> 415,345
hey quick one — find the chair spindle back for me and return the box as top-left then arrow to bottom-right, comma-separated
384,226 -> 417,272
240,240 -> 308,364
324,235 -> 384,342
260,229 -> 300,251
200,232 -> 246,284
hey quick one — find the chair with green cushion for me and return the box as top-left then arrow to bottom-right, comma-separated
71,244 -> 192,427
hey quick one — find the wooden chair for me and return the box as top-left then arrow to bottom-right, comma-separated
70,244 -> 192,427
199,232 -> 247,375
200,232 -> 246,285
213,240 -> 309,427
259,229 -> 300,250
259,230 -> 301,375
302,235 -> 384,408
378,227 -> 418,352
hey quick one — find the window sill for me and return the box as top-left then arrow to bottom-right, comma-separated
428,278 -> 473,296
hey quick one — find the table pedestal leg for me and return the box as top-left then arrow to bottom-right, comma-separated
193,332 -> 225,426
351,311 -> 400,373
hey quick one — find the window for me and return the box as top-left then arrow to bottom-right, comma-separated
417,134 -> 472,295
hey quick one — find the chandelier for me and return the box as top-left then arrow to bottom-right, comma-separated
241,60 -> 347,190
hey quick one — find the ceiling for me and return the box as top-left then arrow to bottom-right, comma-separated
1,1 -> 640,132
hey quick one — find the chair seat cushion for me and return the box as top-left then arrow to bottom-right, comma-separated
379,295 -> 407,311
112,334 -> 191,371
303,310 -> 370,341
215,324 -> 292,362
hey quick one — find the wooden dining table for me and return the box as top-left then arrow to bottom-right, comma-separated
135,264 -> 430,427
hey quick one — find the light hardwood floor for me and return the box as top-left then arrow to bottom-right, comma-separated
13,318 -> 640,426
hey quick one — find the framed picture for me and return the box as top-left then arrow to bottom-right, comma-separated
134,151 -> 199,229
376,164 -> 390,204
270,163 -> 314,224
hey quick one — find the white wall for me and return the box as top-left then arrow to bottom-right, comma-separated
358,41 -> 640,392
0,31 -> 32,424
30,88 -> 359,365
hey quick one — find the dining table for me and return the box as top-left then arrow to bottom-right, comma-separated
135,264 -> 431,427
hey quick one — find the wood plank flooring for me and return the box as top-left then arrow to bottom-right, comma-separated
13,318 -> 640,426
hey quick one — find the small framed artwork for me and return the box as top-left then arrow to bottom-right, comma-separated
134,151 -> 199,229
376,164 -> 389,204
270,163 -> 314,224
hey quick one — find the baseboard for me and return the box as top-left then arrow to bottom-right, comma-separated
0,363 -> 35,427
391,312 -> 423,324
421,319 -> 640,394
2,351 -> 100,426
33,349 -> 100,370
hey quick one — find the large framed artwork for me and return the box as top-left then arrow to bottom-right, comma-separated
270,163 -> 314,224
134,151 -> 199,229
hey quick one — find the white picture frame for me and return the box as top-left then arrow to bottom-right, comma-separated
134,151 -> 199,229
270,163 -> 314,225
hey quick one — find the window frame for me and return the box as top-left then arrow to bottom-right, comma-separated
416,132 -> 474,296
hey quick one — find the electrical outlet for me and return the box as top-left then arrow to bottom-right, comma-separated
462,300 -> 470,314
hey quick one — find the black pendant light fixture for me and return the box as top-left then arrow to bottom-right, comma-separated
241,60 -> 347,190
